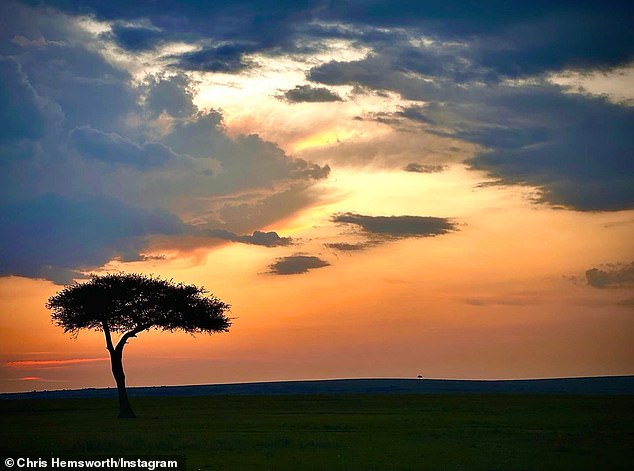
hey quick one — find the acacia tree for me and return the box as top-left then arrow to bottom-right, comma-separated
46,273 -> 231,418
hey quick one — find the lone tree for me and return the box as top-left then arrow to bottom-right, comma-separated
46,273 -> 231,418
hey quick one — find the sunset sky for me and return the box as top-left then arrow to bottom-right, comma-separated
1,0 -> 633,393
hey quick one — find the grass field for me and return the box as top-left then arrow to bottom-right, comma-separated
1,394 -> 632,470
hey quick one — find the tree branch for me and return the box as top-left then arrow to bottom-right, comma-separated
115,324 -> 151,353
102,321 -> 115,353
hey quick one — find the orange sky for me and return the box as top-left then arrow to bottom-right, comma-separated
2,166 -> 633,392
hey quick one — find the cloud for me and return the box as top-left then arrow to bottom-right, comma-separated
585,262 -> 634,288
303,2 -> 634,211
173,43 -> 256,73
310,49 -> 634,210
19,1 -> 634,80
282,85 -> 342,103
307,43 -> 488,102
39,0 -> 316,58
385,91 -> 634,210
0,194 -> 184,284
0,57 -> 49,143
18,42 -> 139,132
144,73 -> 196,118
39,0 -> 631,91
332,213 -> 457,239
70,126 -> 178,168
470,9 -> 634,79
396,106 -> 433,124
324,242 -> 377,252
403,163 -> 446,173
0,4 -> 332,282
320,1 -> 634,78
206,230 -> 293,247
162,112 -> 330,193
463,88 -> 634,211
108,23 -> 164,51
40,0 -> 321,61
209,184 -> 328,235
267,255 -> 330,275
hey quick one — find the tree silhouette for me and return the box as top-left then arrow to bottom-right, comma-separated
46,273 -> 231,418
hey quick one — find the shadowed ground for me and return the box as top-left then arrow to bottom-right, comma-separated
1,394 -> 632,470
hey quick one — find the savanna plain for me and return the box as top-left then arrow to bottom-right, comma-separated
2,393 -> 632,470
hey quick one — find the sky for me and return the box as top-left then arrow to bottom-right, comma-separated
1,0 -> 633,393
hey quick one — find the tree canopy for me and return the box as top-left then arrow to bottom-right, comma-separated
47,273 -> 231,335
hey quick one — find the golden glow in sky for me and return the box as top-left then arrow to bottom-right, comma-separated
2,162 -> 633,391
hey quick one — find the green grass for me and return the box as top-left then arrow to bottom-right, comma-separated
1,394 -> 632,470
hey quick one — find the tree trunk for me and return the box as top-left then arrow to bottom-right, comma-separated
109,349 -> 135,418
102,321 -> 145,418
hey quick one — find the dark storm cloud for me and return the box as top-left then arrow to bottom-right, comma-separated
369,89 -> 633,210
174,43 -> 257,73
332,213 -> 457,239
308,51 -> 477,104
42,0 -> 322,69
470,10 -> 634,79
17,42 -> 139,132
585,263 -> 634,289
397,106 -> 432,124
322,1 -> 634,77
70,127 -> 178,168
24,0 -> 634,80
303,1 -> 634,212
282,85 -> 342,103
267,255 -> 330,275
325,213 -> 457,252
308,56 -> 393,94
144,74 -> 196,118
206,230 -> 293,247
463,89 -> 634,211
309,43 -> 634,211
403,163 -> 446,174
0,195 -> 185,284
108,24 -> 164,51
0,3 -> 331,283
0,57 -> 48,143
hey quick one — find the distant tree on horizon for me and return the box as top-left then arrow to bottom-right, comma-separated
46,273 -> 231,418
